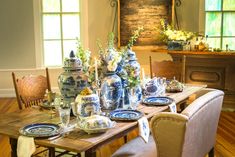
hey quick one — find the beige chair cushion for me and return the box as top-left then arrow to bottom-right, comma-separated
112,89 -> 224,157
112,135 -> 156,157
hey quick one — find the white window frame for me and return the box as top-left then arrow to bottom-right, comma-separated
201,0 -> 235,50
33,0 -> 88,68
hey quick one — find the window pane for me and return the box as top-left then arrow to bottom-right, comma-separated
223,38 -> 235,50
205,12 -> 222,36
62,0 -> 80,12
207,38 -> 221,49
223,13 -> 235,36
223,0 -> 235,10
42,0 -> 60,12
205,0 -> 221,11
44,40 -> 62,66
63,40 -> 77,59
43,14 -> 61,39
62,15 -> 80,39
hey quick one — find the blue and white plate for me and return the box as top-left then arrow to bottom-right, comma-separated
19,123 -> 61,138
142,97 -> 174,106
109,109 -> 144,121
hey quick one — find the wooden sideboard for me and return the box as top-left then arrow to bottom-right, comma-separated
166,50 -> 235,110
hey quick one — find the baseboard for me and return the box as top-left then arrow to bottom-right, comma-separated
0,87 -> 60,97
0,89 -> 15,97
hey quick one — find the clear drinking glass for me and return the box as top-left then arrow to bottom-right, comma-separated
54,94 -> 62,109
58,104 -> 71,129
129,88 -> 138,110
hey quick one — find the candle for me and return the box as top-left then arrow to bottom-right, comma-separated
142,68 -> 145,81
94,58 -> 98,82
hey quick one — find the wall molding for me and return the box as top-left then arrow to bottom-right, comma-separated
0,67 -> 62,72
0,87 -> 60,98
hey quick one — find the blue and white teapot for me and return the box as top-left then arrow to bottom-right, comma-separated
142,77 -> 166,97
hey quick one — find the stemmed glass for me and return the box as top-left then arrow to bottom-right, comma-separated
58,102 -> 71,130
128,88 -> 138,110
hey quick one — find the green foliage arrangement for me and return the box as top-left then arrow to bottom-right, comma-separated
76,38 -> 91,75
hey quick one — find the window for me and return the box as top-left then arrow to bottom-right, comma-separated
205,0 -> 235,50
41,0 -> 81,66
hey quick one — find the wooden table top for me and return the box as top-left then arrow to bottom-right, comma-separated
0,85 -> 205,153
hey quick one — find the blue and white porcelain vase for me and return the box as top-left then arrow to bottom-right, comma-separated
100,72 -> 123,111
58,51 -> 88,102
116,58 -> 129,108
125,48 -> 142,102
167,40 -> 185,51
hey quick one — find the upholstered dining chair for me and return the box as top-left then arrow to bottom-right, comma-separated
149,55 -> 186,83
112,89 -> 224,157
12,68 -> 51,110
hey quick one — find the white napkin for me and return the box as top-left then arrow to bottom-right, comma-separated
168,102 -> 177,113
17,136 -> 36,157
138,117 -> 150,143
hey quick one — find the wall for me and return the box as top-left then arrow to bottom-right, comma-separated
0,0 -> 36,69
175,0 -> 200,32
0,0 -> 199,97
88,0 -> 117,54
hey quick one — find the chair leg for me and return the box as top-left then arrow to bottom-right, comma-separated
208,147 -> 214,157
10,138 -> 17,157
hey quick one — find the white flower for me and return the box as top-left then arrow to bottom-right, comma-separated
107,61 -> 118,72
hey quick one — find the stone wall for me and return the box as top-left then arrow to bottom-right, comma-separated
120,0 -> 172,46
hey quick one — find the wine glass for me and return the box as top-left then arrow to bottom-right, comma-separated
129,88 -> 138,110
58,102 -> 71,130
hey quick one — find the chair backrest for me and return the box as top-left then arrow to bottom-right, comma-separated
149,56 -> 186,82
150,89 -> 224,157
12,68 -> 51,110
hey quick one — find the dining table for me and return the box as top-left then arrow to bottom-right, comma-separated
0,84 -> 206,157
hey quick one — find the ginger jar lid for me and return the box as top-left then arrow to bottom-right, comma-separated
63,51 -> 82,70
126,48 -> 137,61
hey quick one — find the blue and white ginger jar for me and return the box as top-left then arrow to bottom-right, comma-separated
125,48 -> 142,101
100,72 -> 123,111
58,51 -> 88,102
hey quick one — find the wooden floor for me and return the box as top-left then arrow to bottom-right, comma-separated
0,98 -> 235,157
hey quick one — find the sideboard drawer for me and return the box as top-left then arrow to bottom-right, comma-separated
185,66 -> 225,89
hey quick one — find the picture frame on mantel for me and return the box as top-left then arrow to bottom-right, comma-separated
117,0 -> 175,48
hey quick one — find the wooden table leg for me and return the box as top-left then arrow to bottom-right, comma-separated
124,135 -> 128,143
49,147 -> 55,157
85,149 -> 96,157
10,138 -> 17,157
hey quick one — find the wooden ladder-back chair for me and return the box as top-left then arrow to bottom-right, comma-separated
12,68 -> 79,156
12,68 -> 58,156
149,55 -> 186,83
12,68 -> 51,110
